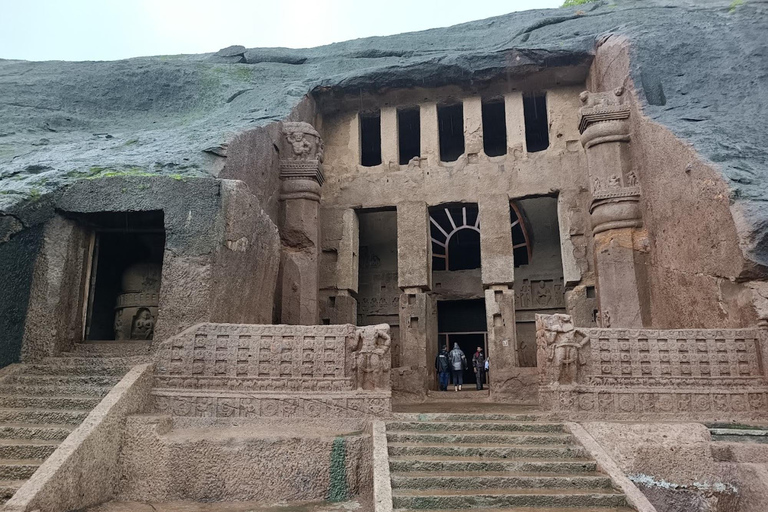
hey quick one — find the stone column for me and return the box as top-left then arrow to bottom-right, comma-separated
395,201 -> 434,396
463,97 -> 483,157
504,92 -> 526,157
420,103 -> 439,167
578,87 -> 645,328
478,194 -> 523,397
279,121 -> 324,325
381,107 -> 398,169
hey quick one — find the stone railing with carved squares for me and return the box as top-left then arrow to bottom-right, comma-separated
152,322 -> 392,418
536,314 -> 768,418
585,328 -> 765,388
154,323 -> 358,392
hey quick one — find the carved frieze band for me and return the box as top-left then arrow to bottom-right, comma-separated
591,186 -> 641,202
152,392 -> 391,418
541,386 -> 768,417
514,278 -> 565,311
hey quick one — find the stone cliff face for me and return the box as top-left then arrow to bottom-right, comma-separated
0,0 -> 766,267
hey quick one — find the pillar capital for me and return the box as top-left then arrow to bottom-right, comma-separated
279,121 -> 325,187
578,87 -> 630,136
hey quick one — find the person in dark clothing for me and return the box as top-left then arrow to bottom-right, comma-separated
472,346 -> 486,390
449,343 -> 467,391
435,345 -> 451,391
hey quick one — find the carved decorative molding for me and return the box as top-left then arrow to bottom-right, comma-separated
152,392 -> 391,418
591,186 -> 641,202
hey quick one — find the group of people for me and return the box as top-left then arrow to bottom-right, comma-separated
435,343 -> 488,391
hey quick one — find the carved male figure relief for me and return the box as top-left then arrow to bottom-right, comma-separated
350,324 -> 391,390
537,314 -> 589,385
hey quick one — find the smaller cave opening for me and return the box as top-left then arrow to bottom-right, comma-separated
360,111 -> 382,167
523,93 -> 549,153
76,211 -> 165,341
438,103 -> 464,162
482,99 -> 507,157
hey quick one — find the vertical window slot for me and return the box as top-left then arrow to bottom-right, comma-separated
360,111 -> 382,167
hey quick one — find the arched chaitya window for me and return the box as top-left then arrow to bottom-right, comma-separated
511,202 -> 532,267
430,204 -> 480,271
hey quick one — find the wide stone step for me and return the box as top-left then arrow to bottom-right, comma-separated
387,432 -> 574,446
61,342 -> 152,357
386,421 -> 565,433
710,428 -> 768,444
390,472 -> 614,491
0,479 -> 25,503
427,390 -> 490,399
391,488 -> 627,509
388,444 -> 587,459
0,384 -> 112,398
0,439 -> 59,460
0,424 -> 73,441
393,414 -> 542,422
394,507 -> 636,512
389,457 -> 598,474
6,374 -> 121,387
0,408 -> 89,426
0,395 -> 102,410
0,459 -> 41,480
24,363 -> 129,377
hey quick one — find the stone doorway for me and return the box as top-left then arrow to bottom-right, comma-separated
80,211 -> 165,341
356,209 -> 400,366
511,197 -> 566,367
437,299 -> 487,389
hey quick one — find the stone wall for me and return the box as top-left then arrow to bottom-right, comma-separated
536,313 -> 768,420
115,416 -> 371,503
152,322 -> 392,418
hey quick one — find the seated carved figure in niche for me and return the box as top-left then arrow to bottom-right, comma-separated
537,314 -> 589,385
131,308 -> 155,340
114,262 -> 161,340
350,324 -> 391,391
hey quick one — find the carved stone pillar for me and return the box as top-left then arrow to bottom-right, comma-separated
279,122 -> 324,325
579,88 -> 645,328
395,202 -> 435,396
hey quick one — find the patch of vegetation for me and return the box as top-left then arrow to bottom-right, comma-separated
562,0 -> 597,6
729,0 -> 743,13
83,166 -> 154,179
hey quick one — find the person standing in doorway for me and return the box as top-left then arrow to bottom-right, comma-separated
473,346 -> 486,390
449,343 -> 467,392
435,345 -> 450,391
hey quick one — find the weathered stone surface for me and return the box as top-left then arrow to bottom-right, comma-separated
115,416 -> 370,503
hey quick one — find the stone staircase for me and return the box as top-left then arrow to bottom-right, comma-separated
385,413 -> 634,511
0,342 -> 150,504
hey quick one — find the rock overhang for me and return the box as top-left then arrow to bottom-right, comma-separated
0,0 -> 766,265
